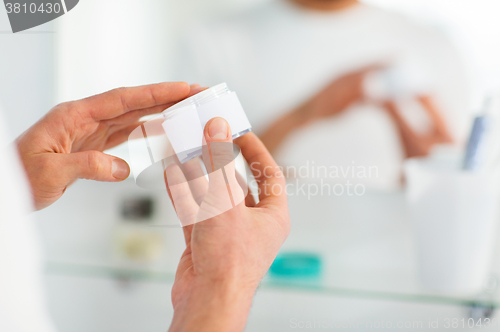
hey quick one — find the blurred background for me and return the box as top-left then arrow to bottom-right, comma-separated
2,0 -> 500,331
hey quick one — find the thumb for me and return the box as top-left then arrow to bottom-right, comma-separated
63,150 -> 130,182
200,118 -> 245,216
202,117 -> 235,174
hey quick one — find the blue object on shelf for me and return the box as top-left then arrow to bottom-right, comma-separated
463,115 -> 490,171
269,252 -> 322,278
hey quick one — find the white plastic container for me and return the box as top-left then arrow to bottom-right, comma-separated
162,82 -> 251,163
404,157 -> 500,294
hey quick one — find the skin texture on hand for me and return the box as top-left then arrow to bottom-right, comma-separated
165,118 -> 290,332
16,82 -> 204,210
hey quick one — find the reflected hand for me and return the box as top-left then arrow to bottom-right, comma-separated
295,65 -> 380,124
260,65 -> 380,154
383,95 -> 453,158
17,82 -> 203,210
165,118 -> 290,332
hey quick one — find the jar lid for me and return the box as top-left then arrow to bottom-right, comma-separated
162,82 -> 230,119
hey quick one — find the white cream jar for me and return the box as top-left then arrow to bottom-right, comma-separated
162,82 -> 252,163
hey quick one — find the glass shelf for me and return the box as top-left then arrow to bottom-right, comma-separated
44,261 -> 500,308
38,180 -> 500,309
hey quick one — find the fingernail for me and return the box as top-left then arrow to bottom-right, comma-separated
208,118 -> 228,140
112,159 -> 130,180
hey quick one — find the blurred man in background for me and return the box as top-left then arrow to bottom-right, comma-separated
177,0 -> 470,189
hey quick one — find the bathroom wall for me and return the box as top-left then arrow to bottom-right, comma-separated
0,10 -> 55,140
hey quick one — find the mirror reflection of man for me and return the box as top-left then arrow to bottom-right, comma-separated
177,0 -> 470,189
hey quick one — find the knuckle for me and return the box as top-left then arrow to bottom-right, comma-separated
114,87 -> 129,111
86,151 -> 102,178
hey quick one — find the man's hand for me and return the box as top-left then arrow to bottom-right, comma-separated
165,118 -> 290,332
260,65 -> 380,154
17,82 -> 203,210
383,95 -> 453,158
295,66 -> 376,123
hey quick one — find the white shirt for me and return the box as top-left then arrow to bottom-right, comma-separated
0,109 -> 54,332
176,0 -> 470,189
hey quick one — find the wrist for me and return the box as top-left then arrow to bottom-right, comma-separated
170,277 -> 256,332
